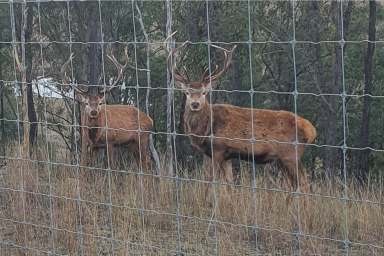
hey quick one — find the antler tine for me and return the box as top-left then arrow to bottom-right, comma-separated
182,66 -> 191,82
200,64 -> 219,82
73,85 -> 88,95
99,83 -> 114,95
106,46 -> 130,90
60,53 -> 74,87
202,44 -> 237,84
167,41 -> 191,85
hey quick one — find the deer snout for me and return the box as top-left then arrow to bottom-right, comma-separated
190,102 -> 200,110
90,110 -> 98,117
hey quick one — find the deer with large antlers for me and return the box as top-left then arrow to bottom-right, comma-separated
169,42 -> 317,197
61,48 -> 154,170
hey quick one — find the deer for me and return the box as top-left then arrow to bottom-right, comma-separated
61,48 -> 154,171
168,41 -> 317,200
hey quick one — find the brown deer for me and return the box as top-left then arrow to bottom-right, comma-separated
61,48 -> 153,170
168,42 -> 317,196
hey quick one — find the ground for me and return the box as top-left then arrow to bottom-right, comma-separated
0,146 -> 383,255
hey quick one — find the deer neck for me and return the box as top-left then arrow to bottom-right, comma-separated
184,103 -> 211,137
82,112 -> 104,144
82,111 -> 102,127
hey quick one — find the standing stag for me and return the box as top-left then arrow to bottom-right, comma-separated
61,48 -> 154,170
169,42 -> 317,195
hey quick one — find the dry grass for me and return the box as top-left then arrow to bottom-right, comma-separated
0,146 -> 383,255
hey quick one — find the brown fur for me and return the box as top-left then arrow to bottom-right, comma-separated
184,100 -> 317,193
81,104 -> 153,170
170,43 -> 316,196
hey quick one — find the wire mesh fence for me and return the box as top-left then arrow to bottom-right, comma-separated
0,0 -> 384,255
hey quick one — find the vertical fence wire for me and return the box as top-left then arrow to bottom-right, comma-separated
247,0 -> 259,254
97,0 -> 117,254
131,0 -> 147,253
340,0 -> 350,254
290,1 -> 303,255
37,2 -> 55,254
0,0 -> 384,255
65,1 -> 85,254
9,0 -> 27,252
168,3 -> 184,253
165,1 -> 185,254
205,1 -> 219,255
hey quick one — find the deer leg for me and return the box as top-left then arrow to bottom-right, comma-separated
80,141 -> 89,167
202,155 -> 213,181
132,142 -> 146,172
86,144 -> 98,168
281,159 -> 309,207
204,151 -> 225,205
282,160 -> 300,191
298,162 -> 310,194
222,160 -> 234,184
139,138 -> 151,172
202,155 -> 213,204
106,143 -> 115,170
277,158 -> 297,207
221,159 -> 234,202
283,160 -> 309,193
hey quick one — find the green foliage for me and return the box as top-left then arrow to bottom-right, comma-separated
0,1 -> 383,177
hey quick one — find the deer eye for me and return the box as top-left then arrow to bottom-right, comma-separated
185,90 -> 191,96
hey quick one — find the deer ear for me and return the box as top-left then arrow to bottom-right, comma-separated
204,80 -> 217,91
75,92 -> 87,103
98,94 -> 106,104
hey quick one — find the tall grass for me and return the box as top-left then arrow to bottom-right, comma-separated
0,145 -> 383,255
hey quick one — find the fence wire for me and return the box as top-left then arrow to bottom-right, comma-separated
0,0 -> 384,255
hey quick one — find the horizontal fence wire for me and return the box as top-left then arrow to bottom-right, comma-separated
1,0 -> 383,255
3,79 -> 384,99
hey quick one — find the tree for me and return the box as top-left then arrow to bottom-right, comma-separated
356,0 -> 376,181
135,2 -> 161,173
11,2 -> 37,157
316,1 -> 353,176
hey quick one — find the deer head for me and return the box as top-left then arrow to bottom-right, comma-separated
61,46 -> 130,119
74,87 -> 108,119
168,41 -> 236,112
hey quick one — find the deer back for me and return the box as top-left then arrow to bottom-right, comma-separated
185,103 -> 316,159
211,104 -> 315,143
84,105 -> 153,146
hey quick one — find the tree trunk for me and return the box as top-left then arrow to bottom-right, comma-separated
135,2 -> 161,173
308,1 -> 354,177
308,1 -> 334,176
78,3 -> 102,159
165,0 -> 174,176
356,0 -> 376,181
86,3 -> 102,95
0,80 -> 4,156
315,1 -> 353,176
321,1 -> 342,175
25,4 -> 37,147
175,1 -> 204,167
307,1 -> 324,179
18,3 -> 30,158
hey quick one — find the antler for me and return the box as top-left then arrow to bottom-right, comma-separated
60,53 -> 74,88
167,41 -> 191,86
106,46 -> 130,90
59,53 -> 88,95
201,44 -> 237,85
200,64 -> 219,82
72,84 -> 88,96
